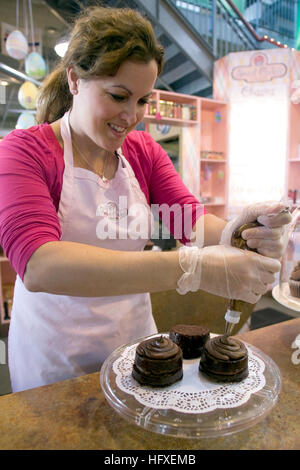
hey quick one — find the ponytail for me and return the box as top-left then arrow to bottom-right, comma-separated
36,65 -> 72,124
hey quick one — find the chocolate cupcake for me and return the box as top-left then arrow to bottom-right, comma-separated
132,335 -> 183,387
289,261 -> 300,298
169,324 -> 210,359
199,335 -> 248,382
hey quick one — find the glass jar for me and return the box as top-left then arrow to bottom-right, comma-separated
181,104 -> 190,120
159,100 -> 167,117
190,105 -> 197,120
148,99 -> 157,116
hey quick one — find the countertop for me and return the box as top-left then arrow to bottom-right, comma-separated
0,318 -> 299,450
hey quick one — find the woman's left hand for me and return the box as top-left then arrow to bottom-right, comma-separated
220,201 -> 292,259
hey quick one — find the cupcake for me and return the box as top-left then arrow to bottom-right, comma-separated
169,324 -> 210,359
132,335 -> 183,387
289,261 -> 300,298
199,335 -> 248,383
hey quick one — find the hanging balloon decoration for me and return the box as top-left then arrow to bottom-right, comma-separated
5,1 -> 28,59
6,30 -> 28,60
18,81 -> 38,109
11,0 -> 47,128
15,112 -> 35,129
25,51 -> 46,80
24,0 -> 46,79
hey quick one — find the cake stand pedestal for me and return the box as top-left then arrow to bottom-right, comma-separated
100,333 -> 281,439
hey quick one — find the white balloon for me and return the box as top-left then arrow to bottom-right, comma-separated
6,30 -> 28,60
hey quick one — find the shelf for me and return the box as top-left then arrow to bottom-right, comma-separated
144,115 -> 198,127
202,202 -> 225,206
145,90 -> 228,220
200,98 -> 227,111
201,159 -> 227,163
289,159 -> 300,162
158,89 -> 199,105
0,259 -> 16,328
145,88 -> 199,126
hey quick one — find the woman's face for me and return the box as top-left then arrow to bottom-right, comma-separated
68,59 -> 158,152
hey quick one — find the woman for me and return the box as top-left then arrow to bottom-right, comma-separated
0,6 -> 289,392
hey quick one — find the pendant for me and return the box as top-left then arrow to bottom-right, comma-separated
101,175 -> 109,183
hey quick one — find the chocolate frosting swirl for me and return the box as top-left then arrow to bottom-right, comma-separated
136,335 -> 180,359
205,336 -> 247,361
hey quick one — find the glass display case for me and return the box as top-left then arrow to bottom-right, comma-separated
277,207 -> 300,313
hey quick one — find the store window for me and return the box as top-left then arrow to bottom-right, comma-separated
245,0 -> 257,7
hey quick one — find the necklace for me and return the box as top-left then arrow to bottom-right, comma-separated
72,138 -> 111,183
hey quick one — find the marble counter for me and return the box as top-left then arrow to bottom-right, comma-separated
0,318 -> 299,450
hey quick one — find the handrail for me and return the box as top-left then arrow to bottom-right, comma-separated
223,0 -> 291,49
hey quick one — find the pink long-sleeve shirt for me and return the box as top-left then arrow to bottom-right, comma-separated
0,124 -> 205,280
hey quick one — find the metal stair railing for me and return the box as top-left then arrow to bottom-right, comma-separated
168,0 -> 297,59
243,0 -> 297,46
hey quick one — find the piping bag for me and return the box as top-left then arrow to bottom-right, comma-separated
224,208 -> 291,337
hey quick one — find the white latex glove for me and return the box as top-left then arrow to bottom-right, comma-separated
220,201 -> 292,259
176,245 -> 281,304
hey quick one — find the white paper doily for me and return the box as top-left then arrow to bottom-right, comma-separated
100,333 -> 282,438
112,338 -> 265,414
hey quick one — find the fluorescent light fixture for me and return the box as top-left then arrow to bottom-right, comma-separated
0,80 -> 9,86
54,41 -> 69,57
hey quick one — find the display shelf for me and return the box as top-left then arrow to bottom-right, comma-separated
199,98 -> 228,219
0,256 -> 16,333
144,89 -> 199,127
201,158 -> 227,163
144,116 -> 198,127
145,91 -> 229,220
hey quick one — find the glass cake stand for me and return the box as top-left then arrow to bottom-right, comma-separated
272,283 -> 300,314
274,206 -> 300,315
100,334 -> 282,439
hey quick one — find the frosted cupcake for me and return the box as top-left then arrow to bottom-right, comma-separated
289,261 -> 300,298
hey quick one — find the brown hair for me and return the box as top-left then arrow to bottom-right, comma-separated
36,6 -> 164,124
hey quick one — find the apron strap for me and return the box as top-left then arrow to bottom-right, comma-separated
57,110 -> 74,230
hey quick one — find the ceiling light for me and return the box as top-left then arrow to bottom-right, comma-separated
46,27 -> 57,35
0,80 -> 9,86
54,41 -> 69,57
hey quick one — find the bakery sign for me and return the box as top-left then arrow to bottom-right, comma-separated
231,52 -> 287,83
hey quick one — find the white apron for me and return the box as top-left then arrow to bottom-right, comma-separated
8,111 -> 157,392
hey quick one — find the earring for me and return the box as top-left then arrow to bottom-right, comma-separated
71,89 -> 78,95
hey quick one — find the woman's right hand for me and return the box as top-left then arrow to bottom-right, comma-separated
176,245 -> 281,304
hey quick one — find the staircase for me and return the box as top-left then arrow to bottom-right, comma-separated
0,0 -> 298,133
126,0 -> 297,95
